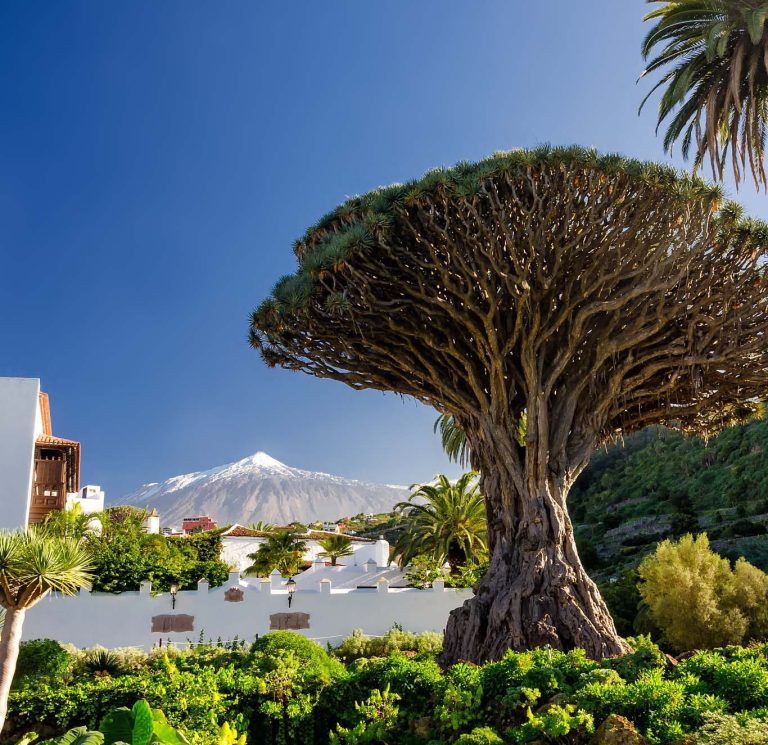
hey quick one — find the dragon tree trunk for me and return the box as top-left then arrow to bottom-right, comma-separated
440,419 -> 628,666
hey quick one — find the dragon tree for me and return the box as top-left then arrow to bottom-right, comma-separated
249,147 -> 768,664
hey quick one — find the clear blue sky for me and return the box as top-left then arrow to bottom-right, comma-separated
1,2 -> 763,497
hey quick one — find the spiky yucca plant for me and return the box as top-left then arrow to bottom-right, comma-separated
0,529 -> 92,731
641,0 -> 768,189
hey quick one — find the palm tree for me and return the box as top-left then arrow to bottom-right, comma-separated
0,529 -> 92,731
41,503 -> 101,540
243,531 -> 308,577
641,0 -> 768,189
434,415 -> 470,467
317,535 -> 354,566
394,472 -> 487,572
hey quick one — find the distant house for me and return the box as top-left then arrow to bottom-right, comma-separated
220,524 -> 391,572
182,515 -> 217,534
0,377 -> 104,529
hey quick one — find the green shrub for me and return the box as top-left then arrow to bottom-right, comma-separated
455,726 -> 504,745
608,635 -> 667,682
435,663 -> 483,734
251,631 -> 345,680
510,704 -> 594,744
333,627 -> 442,663
676,652 -> 768,710
691,711 -> 768,744
329,686 -> 400,744
574,668 -> 688,744
14,639 -> 71,687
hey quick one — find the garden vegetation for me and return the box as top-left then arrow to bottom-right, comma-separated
13,630 -> 768,745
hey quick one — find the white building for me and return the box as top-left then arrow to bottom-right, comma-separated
67,484 -> 105,515
220,524 -> 390,572
143,509 -> 161,534
0,377 -> 102,529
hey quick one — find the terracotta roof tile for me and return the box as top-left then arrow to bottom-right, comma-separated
36,434 -> 80,448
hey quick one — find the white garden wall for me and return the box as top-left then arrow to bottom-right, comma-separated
22,571 -> 473,650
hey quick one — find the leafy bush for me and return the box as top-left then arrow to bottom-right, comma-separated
691,711 -> 768,744
638,534 -> 768,651
251,631 -> 345,680
607,635 -> 667,682
455,726 -> 504,745
511,704 -> 594,744
14,639 -> 71,687
676,651 -> 768,710
332,627 -> 442,663
86,527 -> 229,593
16,635 -> 768,745
329,686 -> 400,744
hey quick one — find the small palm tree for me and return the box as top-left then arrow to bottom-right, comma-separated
243,531 -> 307,577
395,472 -> 487,572
0,529 -> 92,731
41,503 -> 101,540
641,0 -> 768,189
317,535 -> 354,566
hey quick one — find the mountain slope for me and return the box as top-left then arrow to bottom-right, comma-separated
118,452 -> 409,526
569,418 -> 768,579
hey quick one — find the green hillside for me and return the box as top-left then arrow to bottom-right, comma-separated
570,417 -> 768,580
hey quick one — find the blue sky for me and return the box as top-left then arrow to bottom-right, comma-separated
1,2 -> 763,497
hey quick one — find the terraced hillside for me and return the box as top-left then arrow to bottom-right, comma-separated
570,417 -> 768,580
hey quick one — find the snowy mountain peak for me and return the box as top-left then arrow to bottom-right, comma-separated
234,451 -> 289,471
118,452 -> 409,526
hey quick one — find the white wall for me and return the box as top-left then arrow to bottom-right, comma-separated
22,573 -> 472,650
0,378 -> 40,530
222,536 -> 389,572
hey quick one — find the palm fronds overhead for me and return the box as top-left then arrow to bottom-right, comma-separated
641,0 -> 768,189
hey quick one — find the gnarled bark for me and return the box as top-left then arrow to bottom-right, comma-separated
441,439 -> 626,663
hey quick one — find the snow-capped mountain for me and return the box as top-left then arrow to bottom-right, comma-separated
118,452 -> 409,526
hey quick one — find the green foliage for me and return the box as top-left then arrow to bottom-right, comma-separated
329,686 -> 400,744
569,421 -> 768,582
690,711 -> 768,744
403,555 -> 487,590
14,639 -> 72,687
395,472 -> 487,570
317,536 -> 354,566
638,534 -> 768,651
40,701 -> 193,745
455,727 -> 504,745
18,634 -> 768,745
332,627 -> 443,664
511,704 -> 594,744
41,727 -> 104,745
83,649 -> 127,678
251,631 -> 345,680
243,531 -> 308,578
641,0 -> 768,189
607,636 -> 668,683
86,525 -> 228,593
